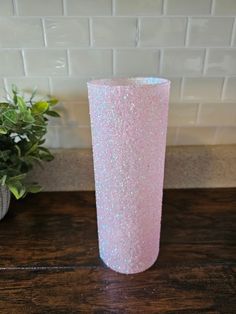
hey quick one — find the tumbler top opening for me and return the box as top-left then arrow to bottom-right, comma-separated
88,77 -> 170,87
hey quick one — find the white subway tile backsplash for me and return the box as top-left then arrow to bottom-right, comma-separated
0,0 -> 236,147
59,126 -> 92,148
162,49 -> 204,76
5,77 -> 50,96
115,49 -> 159,76
189,18 -> 234,47
168,103 -> 198,127
17,0 -> 63,16
115,0 -> 162,16
224,78 -> 236,101
0,18 -> 44,48
69,49 -> 112,76
183,78 -> 224,101
92,17 -> 137,47
166,127 -> 177,146
47,102 -> 65,127
45,18 -> 89,47
0,50 -> 24,76
0,79 -> 6,101
51,78 -> 88,101
206,49 -> 236,76
166,0 -> 211,15
24,49 -> 68,76
198,103 -> 236,126
63,102 -> 90,126
216,127 -> 236,144
140,18 -> 187,47
45,126 -> 60,148
66,0 -> 112,16
233,32 -> 236,47
168,77 -> 182,102
0,0 -> 14,16
177,127 -> 216,145
214,0 -> 236,16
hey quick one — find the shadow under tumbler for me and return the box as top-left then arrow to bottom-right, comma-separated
87,77 -> 170,274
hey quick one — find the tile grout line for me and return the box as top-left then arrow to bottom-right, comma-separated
136,18 -> 141,47
66,49 -> 71,76
159,48 -> 164,76
180,77 -> 185,101
230,17 -> 236,46
112,0 -> 115,16
210,0 -> 215,15
21,49 -> 28,76
0,46 -> 235,50
62,0 -> 67,16
196,103 -> 202,126
220,77 -> 228,101
213,126 -> 221,144
184,17 -> 191,47
41,18 -> 48,47
88,17 -> 93,47
4,14 -> 236,18
1,74 -> 236,81
12,0 -> 18,15
162,0 -> 167,15
202,48 -> 209,76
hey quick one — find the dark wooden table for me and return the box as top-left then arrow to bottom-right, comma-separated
0,189 -> 235,313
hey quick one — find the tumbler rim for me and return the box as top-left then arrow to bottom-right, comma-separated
87,77 -> 170,88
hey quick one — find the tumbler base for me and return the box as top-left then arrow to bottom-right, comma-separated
100,250 -> 159,275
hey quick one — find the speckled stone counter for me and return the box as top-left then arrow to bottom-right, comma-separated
28,145 -> 236,190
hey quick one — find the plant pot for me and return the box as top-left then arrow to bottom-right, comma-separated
87,77 -> 170,274
0,185 -> 11,221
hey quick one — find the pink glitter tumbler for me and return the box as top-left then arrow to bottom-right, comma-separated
87,77 -> 170,274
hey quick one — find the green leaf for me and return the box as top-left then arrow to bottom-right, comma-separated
32,101 -> 49,115
8,173 -> 27,182
17,96 -> 27,112
3,109 -> 18,124
25,142 -> 38,155
38,139 -> 45,145
48,98 -> 58,106
0,103 -> 9,110
0,127 -> 7,134
46,110 -> 60,117
38,146 -> 54,161
0,175 -> 7,185
29,88 -> 37,102
12,84 -> 18,104
22,110 -> 34,123
14,145 -> 21,157
0,85 -> 60,199
26,183 -> 42,194
8,181 -> 26,199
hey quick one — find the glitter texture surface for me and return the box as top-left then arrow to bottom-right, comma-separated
87,77 -> 170,274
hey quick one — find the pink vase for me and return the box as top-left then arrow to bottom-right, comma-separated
87,77 -> 170,274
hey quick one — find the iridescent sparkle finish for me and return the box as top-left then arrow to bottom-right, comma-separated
87,77 -> 170,274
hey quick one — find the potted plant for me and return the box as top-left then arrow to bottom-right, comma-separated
0,85 -> 60,220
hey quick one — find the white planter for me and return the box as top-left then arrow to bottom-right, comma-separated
0,185 -> 11,220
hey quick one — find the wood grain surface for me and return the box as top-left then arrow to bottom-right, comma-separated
0,189 -> 235,313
